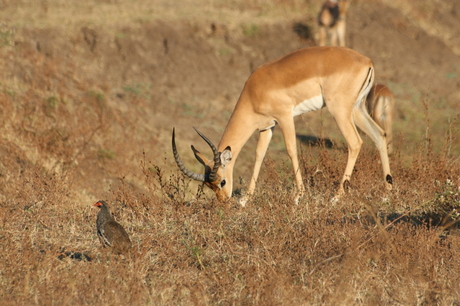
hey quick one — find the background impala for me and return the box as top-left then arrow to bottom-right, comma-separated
317,0 -> 348,47
366,83 -> 395,154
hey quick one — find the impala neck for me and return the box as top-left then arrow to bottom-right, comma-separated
217,101 -> 256,163
214,101 -> 257,199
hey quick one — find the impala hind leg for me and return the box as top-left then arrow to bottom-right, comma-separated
239,127 -> 274,207
352,107 -> 393,191
329,107 -> 363,200
380,96 -> 394,155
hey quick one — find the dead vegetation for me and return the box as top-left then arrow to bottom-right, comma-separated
0,0 -> 459,304
1,138 -> 460,304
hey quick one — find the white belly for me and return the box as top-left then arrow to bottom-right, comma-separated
292,95 -> 325,117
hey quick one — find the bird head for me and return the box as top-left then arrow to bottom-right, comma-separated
94,200 -> 108,208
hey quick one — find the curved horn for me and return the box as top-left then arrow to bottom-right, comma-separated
193,127 -> 221,182
172,128 -> 205,182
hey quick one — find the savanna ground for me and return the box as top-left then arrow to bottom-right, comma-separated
0,0 -> 460,304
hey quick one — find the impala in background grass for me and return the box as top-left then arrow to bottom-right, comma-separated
366,83 -> 395,154
317,0 -> 348,47
173,46 -> 393,206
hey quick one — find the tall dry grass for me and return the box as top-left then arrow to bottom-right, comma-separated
1,120 -> 459,304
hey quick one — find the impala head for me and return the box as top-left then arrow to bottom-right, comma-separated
172,128 -> 233,201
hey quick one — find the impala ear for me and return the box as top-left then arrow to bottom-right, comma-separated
220,146 -> 232,166
191,145 -> 211,166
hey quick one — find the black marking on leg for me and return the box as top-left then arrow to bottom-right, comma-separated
386,174 -> 393,185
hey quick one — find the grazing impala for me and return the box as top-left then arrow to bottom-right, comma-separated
317,0 -> 348,47
173,46 -> 393,206
366,84 -> 395,154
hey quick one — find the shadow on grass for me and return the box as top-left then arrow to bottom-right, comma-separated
338,206 -> 460,237
292,22 -> 313,40
296,134 -> 335,148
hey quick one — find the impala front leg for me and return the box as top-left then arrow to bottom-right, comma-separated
239,127 -> 274,207
278,117 -> 305,205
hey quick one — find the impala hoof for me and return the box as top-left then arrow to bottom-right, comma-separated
331,192 -> 343,203
332,186 -> 345,203
293,190 -> 305,205
238,196 -> 249,207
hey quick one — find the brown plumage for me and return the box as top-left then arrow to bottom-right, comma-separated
94,200 -> 132,254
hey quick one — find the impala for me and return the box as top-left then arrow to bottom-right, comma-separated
173,46 -> 393,206
366,84 -> 395,154
317,0 -> 348,47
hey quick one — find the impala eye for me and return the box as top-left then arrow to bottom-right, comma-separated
220,180 -> 226,188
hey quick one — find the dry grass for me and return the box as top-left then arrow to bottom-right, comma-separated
1,138 -> 460,304
0,0 -> 312,31
0,0 -> 459,304
378,0 -> 460,55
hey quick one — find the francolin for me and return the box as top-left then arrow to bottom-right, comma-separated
94,200 -> 132,254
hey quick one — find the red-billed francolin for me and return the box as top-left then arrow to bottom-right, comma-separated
94,200 -> 132,254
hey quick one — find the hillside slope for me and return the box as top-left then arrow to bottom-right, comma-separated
0,0 -> 458,201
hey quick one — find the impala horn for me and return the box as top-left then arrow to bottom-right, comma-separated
172,128 -> 206,182
192,127 -> 221,182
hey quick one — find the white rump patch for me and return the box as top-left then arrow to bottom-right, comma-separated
292,95 -> 324,117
